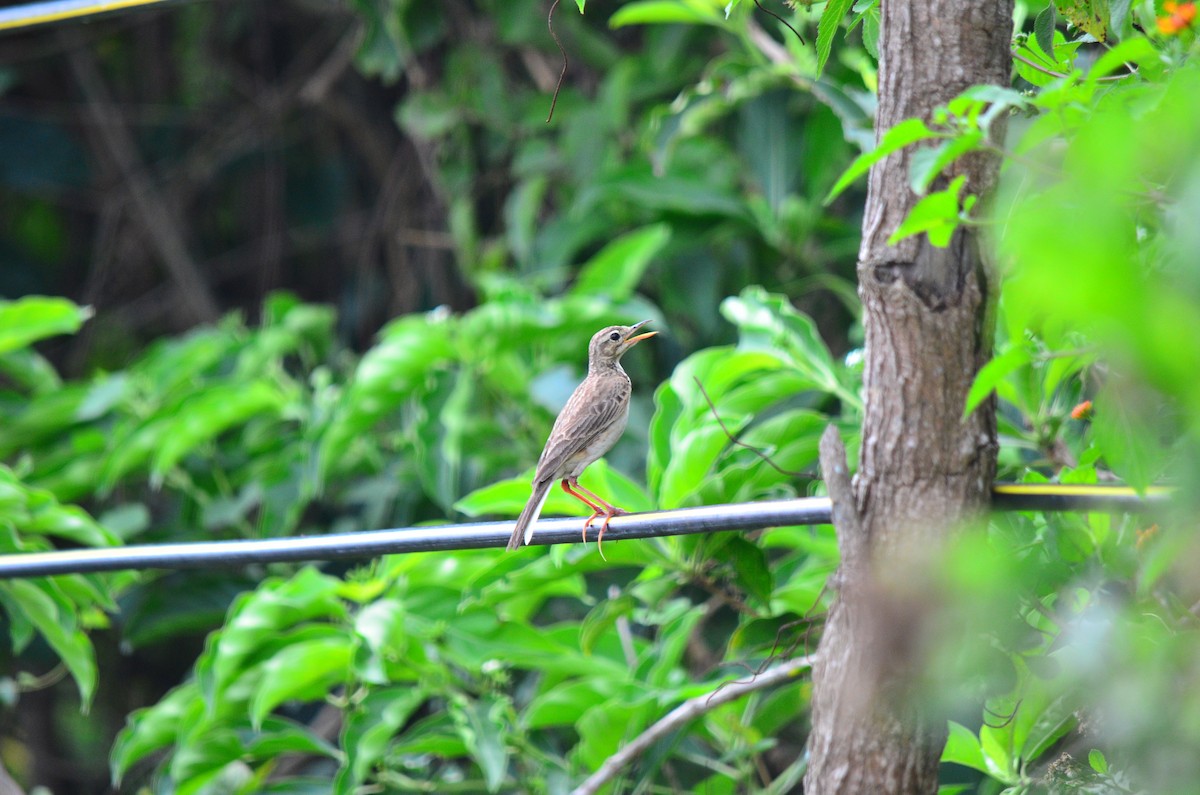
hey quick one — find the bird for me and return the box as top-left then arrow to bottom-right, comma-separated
506,320 -> 657,557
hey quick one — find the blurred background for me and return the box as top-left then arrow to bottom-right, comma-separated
0,2 -> 863,790
0,0 -> 861,369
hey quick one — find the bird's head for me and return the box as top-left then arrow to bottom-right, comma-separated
588,320 -> 657,368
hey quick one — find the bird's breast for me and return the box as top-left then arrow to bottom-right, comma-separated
562,400 -> 630,477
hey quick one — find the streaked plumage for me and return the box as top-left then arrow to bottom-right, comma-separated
507,320 -> 657,555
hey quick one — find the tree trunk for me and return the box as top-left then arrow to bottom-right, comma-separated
804,2 -> 1012,793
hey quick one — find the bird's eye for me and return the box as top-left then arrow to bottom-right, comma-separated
609,331 -> 621,341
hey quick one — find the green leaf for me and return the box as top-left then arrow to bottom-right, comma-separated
452,696 -> 509,793
410,370 -> 474,512
941,720 -> 988,774
1017,691 -> 1077,763
609,1 -> 723,27
352,598 -> 407,685
337,687 -> 428,795
0,347 -> 61,393
647,603 -> 706,687
110,682 -> 203,785
964,345 -> 1032,419
908,131 -> 984,195
979,721 -> 1019,783
318,313 -> 455,481
1055,0 -> 1107,40
28,504 -> 116,548
579,593 -> 636,655
647,377 -> 684,495
576,700 -> 653,769
0,579 -> 96,706
250,636 -> 353,728
1091,385 -> 1164,492
816,0 -> 854,76
210,569 -> 347,699
396,91 -> 461,140
98,417 -> 170,491
826,118 -> 940,202
1034,4 -> 1058,63
1088,748 -> 1109,774
246,717 -> 339,760
576,0 -> 586,11
725,537 -> 773,604
721,287 -> 853,405
526,680 -> 617,728
659,423 -> 734,508
888,174 -> 968,248
170,729 -> 245,787
861,6 -> 879,57
580,171 -> 752,220
77,373 -> 130,421
1086,36 -> 1157,85
570,223 -> 671,301
130,325 -> 239,396
0,297 -> 91,356
150,381 -> 284,485
454,475 -> 533,518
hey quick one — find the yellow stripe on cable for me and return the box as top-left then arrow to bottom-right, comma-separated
992,483 -> 1172,498
0,0 -> 183,32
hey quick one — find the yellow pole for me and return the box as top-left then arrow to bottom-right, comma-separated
0,0 -> 188,33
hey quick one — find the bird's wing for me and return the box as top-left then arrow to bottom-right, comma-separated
534,376 -> 630,480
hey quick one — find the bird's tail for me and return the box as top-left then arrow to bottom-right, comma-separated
507,479 -> 553,551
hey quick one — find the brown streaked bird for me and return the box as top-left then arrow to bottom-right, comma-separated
507,320 -> 658,557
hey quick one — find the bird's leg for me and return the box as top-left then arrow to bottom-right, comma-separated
562,478 -> 626,559
561,479 -> 607,542
568,480 -> 629,525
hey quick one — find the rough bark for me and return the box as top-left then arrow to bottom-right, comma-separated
804,2 -> 1012,793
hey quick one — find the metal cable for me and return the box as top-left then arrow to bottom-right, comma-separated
0,484 -> 1170,579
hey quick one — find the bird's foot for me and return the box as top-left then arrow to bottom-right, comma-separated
581,508 -> 627,560
583,505 -> 628,529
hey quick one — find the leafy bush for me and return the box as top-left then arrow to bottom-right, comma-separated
108,285 -> 849,791
4,1 -> 1200,793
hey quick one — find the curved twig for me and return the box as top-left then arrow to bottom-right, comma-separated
570,654 -> 816,795
694,376 -> 812,478
1011,48 -> 1133,83
545,0 -> 567,123
753,0 -> 806,46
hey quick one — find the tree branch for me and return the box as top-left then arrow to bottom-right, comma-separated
570,654 -> 815,795
63,32 -> 220,324
818,424 -> 865,570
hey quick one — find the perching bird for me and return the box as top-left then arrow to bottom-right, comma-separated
507,320 -> 657,556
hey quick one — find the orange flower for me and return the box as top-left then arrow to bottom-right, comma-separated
1136,524 -> 1159,550
1070,400 -> 1094,420
1158,1 -> 1197,34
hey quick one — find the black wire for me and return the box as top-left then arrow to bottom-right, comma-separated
0,485 -> 1170,579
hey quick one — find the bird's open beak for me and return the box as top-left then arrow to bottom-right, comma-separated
625,320 -> 657,345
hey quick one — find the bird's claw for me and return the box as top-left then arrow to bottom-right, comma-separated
581,507 -> 627,561
582,505 -> 628,530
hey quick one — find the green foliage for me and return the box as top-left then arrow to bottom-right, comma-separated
104,286 -> 846,791
817,0 -> 856,76
938,11 -> 1200,794
0,298 -> 121,707
0,296 -> 91,357
4,0 -> 1199,793
2,2 -> 870,786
